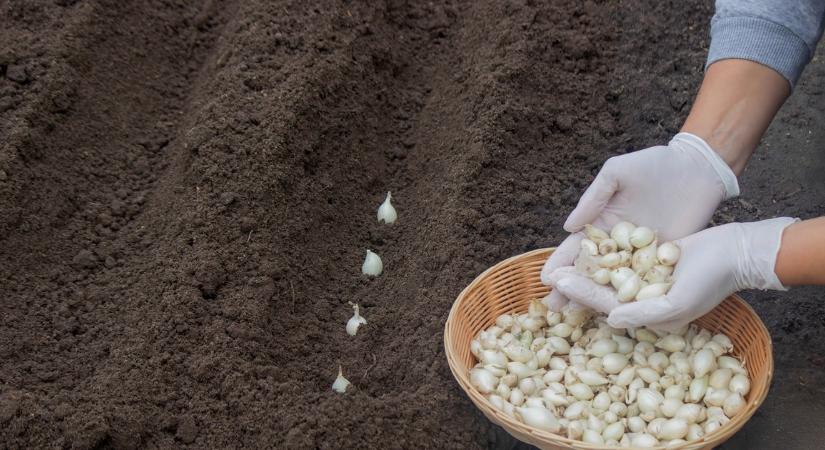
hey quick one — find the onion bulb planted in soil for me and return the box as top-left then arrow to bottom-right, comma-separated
332,366 -> 351,393
346,302 -> 367,336
362,249 -> 383,276
376,191 -> 398,224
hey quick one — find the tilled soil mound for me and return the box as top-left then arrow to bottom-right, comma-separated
2,0 -> 714,448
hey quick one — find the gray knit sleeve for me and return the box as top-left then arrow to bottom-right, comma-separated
707,0 -> 825,88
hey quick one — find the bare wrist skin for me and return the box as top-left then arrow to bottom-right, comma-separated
682,61 -> 823,287
775,218 -> 825,286
681,59 -> 789,176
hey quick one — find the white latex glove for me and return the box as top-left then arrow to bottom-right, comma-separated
540,132 -> 739,311
545,217 -> 797,331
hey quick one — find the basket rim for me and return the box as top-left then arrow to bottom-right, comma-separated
444,247 -> 774,450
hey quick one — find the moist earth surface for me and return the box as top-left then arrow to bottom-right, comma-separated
1,0 -> 823,448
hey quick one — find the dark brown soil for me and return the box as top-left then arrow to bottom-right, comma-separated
1,1 -> 823,449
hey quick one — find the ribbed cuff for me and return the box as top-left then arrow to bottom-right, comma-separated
671,132 -> 740,200
707,16 -> 812,89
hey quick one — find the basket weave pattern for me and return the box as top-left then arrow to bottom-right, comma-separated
444,248 -> 773,450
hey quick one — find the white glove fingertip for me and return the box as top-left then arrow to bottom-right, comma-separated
555,276 -> 620,314
606,296 -> 677,329
540,265 -> 553,285
563,168 -> 618,232
541,234 -> 584,284
542,290 -> 569,312
606,308 -> 643,329
543,266 -> 579,287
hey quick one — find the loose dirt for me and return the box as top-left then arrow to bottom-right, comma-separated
1,1 -> 823,449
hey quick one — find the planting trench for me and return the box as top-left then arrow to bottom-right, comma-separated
1,0 -> 824,448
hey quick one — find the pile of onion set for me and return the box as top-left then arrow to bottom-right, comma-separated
469,300 -> 750,447
574,222 -> 681,302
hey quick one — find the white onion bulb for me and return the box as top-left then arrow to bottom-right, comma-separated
524,397 -> 544,408
602,353 -> 629,374
656,334 -> 686,353
496,314 -> 514,329
599,238 -> 618,255
563,401 -> 587,419
580,239 -> 599,257
376,191 -> 397,223
518,377 -> 537,396
585,224 -> 610,242
593,392 -> 611,411
644,264 -> 673,283
610,267 -> 636,290
582,429 -> 604,445
723,392 -> 745,417
675,403 -> 702,423
587,414 -> 606,433
617,274 -> 642,302
470,368 -> 498,394
692,349 -> 716,378
629,226 -> 655,248
703,387 -> 729,407
480,350 -> 507,367
631,433 -> 659,448
346,303 -> 367,336
589,338 -> 618,357
488,394 -> 506,411
603,421 -> 625,441
631,241 -> 657,274
637,388 -> 664,413
569,383 -> 595,400
611,221 -> 636,250
687,423 -> 704,441
579,370 -> 609,386
361,249 -> 383,276
659,418 -> 689,440
504,344 -> 533,363
661,398 -> 682,418
332,366 -> 351,393
509,388 -> 525,406
657,242 -> 680,265
515,406 -> 561,433
567,420 -> 585,439
592,268 -> 611,285
709,368 -> 733,389
729,374 -> 751,396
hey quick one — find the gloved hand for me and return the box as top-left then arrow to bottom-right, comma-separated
541,132 -> 740,311
544,217 -> 797,330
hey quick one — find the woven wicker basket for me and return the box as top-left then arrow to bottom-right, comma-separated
444,248 -> 773,450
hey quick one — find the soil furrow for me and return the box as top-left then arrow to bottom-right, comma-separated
147,1 -> 481,446
0,0 -> 101,235
1,1 -> 236,448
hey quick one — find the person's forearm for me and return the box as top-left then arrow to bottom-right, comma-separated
775,217 -> 825,286
681,59 -> 789,175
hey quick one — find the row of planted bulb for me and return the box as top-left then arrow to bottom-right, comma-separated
332,193 -> 397,393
